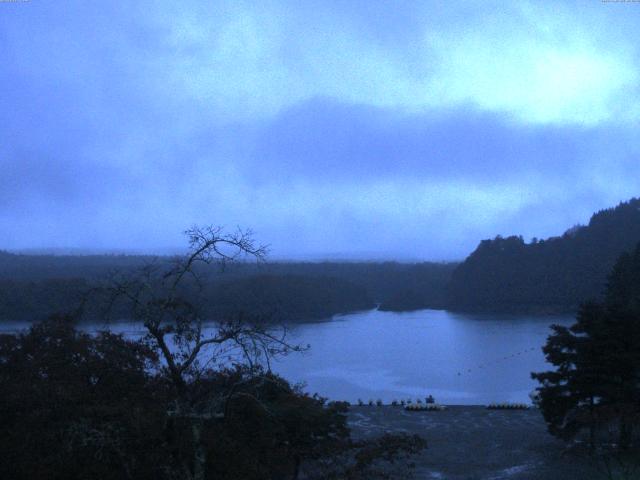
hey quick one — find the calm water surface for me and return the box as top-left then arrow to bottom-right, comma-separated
273,309 -> 573,405
1,309 -> 573,405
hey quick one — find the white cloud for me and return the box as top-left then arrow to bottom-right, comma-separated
139,1 -> 639,126
423,4 -> 638,125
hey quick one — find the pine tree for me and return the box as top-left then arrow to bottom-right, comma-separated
532,243 -> 640,450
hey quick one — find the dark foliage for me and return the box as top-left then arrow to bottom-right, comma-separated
0,278 -> 90,321
0,254 -> 456,322
0,250 -> 153,280
262,262 -> 456,311
378,288 -> 439,312
205,274 -> 374,321
532,243 -> 640,451
0,316 -> 168,480
0,318 -> 426,479
199,370 -> 352,480
449,197 -> 640,312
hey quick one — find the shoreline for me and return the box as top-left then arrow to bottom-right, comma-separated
347,405 -> 598,479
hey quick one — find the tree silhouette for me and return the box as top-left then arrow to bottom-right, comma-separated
103,226 -> 303,479
532,243 -> 640,452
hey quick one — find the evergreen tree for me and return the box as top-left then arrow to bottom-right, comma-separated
450,197 -> 640,312
532,243 -> 640,450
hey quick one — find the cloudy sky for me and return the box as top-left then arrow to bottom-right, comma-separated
2,0 -> 640,260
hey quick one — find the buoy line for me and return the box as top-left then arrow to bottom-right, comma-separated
455,346 -> 539,376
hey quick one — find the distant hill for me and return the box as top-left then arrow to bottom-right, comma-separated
0,252 -> 455,321
205,274 -> 374,322
447,198 -> 640,313
0,251 -> 154,280
263,262 -> 457,311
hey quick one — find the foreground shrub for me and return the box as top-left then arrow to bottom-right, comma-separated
0,318 -> 426,479
0,316 -> 167,480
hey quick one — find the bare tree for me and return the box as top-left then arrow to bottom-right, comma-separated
103,226 -> 304,480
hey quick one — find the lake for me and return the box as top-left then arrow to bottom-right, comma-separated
0,308 -> 574,405
273,309 -> 574,405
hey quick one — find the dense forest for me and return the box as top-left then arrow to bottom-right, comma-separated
265,262 -> 456,311
4,197 -> 640,320
448,198 -> 640,313
0,251 -> 455,322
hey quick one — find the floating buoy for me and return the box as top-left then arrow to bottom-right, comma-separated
456,346 -> 541,376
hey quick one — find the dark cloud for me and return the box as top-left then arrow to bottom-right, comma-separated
248,98 -> 604,183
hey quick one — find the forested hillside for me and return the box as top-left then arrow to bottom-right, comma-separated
5,198 -> 639,319
447,198 -> 640,312
205,275 -> 373,321
265,262 -> 456,311
0,253 -> 454,321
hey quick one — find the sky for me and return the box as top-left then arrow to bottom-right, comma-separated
1,0 -> 640,260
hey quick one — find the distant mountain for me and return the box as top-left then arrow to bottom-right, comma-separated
447,198 -> 640,313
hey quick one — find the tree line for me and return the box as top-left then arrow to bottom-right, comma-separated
4,197 -> 640,322
533,241 -> 640,464
0,227 -> 426,479
448,198 -> 640,313
0,250 -> 456,322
